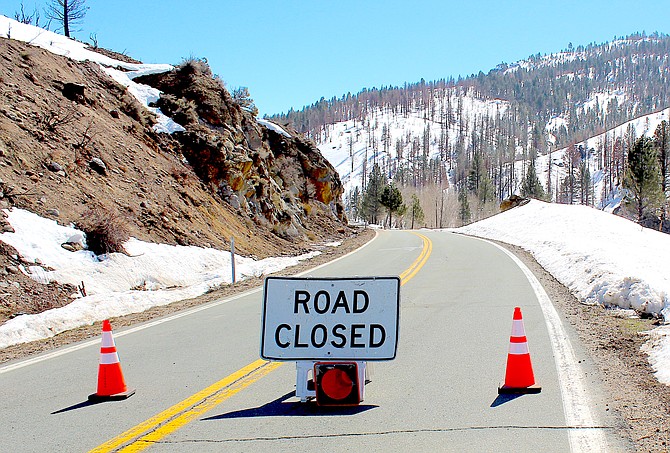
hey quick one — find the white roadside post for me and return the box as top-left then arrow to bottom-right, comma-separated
260,276 -> 400,405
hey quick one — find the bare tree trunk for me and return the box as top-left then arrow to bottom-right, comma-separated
63,0 -> 70,37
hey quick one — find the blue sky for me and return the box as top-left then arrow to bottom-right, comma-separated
2,1 -> 670,115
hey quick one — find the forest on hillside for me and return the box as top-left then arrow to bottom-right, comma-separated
270,33 -> 670,230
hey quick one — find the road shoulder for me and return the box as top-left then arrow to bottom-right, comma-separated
0,228 -> 376,364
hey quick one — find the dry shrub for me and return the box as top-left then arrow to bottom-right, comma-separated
37,106 -> 77,132
155,94 -> 198,126
120,93 -> 154,126
178,56 -> 211,76
77,205 -> 130,256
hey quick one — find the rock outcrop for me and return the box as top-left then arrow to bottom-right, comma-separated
135,59 -> 345,239
500,194 -> 531,212
0,38 -> 348,261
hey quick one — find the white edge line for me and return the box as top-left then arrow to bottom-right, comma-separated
0,230 -> 379,374
473,236 -> 608,453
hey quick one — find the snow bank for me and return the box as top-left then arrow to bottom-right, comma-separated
0,209 -> 320,348
458,200 -> 670,318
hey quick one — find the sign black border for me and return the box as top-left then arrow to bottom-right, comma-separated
260,276 -> 401,361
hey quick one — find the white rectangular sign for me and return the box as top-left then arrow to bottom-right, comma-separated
261,277 -> 400,361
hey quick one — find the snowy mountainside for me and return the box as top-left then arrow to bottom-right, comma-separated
534,107 -> 670,210
318,91 -> 508,196
292,33 -> 670,223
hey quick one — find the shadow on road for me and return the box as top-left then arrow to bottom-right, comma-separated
51,399 -> 105,414
490,393 -> 524,408
203,391 -> 378,420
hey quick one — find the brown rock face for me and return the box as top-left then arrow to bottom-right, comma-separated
0,38 -> 348,261
135,60 -> 346,239
500,194 -> 531,212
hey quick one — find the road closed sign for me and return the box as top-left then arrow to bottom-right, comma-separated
261,276 -> 400,361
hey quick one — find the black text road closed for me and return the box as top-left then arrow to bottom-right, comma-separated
261,277 -> 400,361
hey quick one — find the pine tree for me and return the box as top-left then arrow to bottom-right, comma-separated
467,151 -> 494,203
458,187 -> 471,226
380,184 -> 403,228
409,194 -> 425,229
561,144 -> 581,204
578,161 -> 593,206
654,121 -> 670,229
361,164 -> 386,224
624,137 -> 663,223
520,159 -> 546,200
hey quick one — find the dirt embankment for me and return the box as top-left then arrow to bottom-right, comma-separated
0,36 -> 351,327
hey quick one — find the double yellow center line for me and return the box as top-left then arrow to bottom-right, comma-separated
399,232 -> 432,285
91,231 -> 433,452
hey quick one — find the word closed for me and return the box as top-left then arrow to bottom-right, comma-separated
261,277 -> 400,361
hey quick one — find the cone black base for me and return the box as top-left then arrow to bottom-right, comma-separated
88,388 -> 136,401
498,384 -> 542,395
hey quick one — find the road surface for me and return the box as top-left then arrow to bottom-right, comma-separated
0,230 -> 628,452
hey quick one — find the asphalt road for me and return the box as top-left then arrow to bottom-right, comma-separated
0,230 -> 627,452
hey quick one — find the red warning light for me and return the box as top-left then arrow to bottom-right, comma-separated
321,368 -> 354,400
314,362 -> 360,406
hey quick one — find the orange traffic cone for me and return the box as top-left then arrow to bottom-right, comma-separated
89,320 -> 135,401
498,307 -> 541,394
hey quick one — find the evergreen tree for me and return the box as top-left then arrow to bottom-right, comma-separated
521,159 -> 545,200
578,161 -> 593,206
655,120 -> 670,194
361,164 -> 386,224
380,184 -> 403,228
520,158 -> 545,200
561,144 -> 581,204
458,187 -> 471,226
409,194 -> 425,229
467,151 -> 495,203
654,121 -> 670,229
624,137 -> 663,223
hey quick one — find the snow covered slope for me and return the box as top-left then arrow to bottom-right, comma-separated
317,91 -> 507,195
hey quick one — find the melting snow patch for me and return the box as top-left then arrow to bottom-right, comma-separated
0,208 -> 321,348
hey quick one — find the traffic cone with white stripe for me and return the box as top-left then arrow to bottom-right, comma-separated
89,320 -> 135,401
498,307 -> 541,394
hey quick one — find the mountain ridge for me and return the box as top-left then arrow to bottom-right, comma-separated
269,32 -> 670,228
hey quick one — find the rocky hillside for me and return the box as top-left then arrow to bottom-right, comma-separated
0,37 -> 346,255
135,58 -> 345,240
0,36 -> 349,320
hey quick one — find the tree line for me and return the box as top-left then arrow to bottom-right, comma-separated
348,163 -> 425,229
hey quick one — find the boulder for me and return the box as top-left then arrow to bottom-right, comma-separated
500,195 -> 531,212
